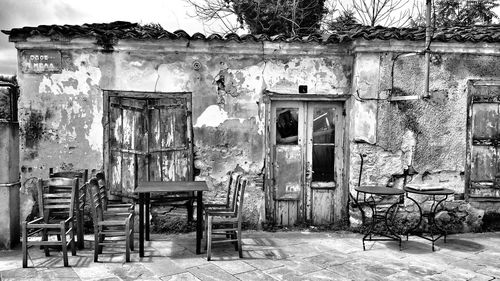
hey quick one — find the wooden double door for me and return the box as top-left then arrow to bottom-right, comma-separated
268,100 -> 345,225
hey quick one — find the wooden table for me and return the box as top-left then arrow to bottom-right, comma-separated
135,181 -> 209,257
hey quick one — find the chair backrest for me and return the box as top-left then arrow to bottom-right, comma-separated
234,176 -> 247,220
49,169 -> 89,208
95,172 -> 110,209
38,177 -> 78,221
87,178 -> 104,223
224,171 -> 241,211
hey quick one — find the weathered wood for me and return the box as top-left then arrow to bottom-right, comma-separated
471,146 -> 497,182
312,189 -> 333,224
149,107 -> 162,181
274,145 -> 302,200
472,103 -> 498,139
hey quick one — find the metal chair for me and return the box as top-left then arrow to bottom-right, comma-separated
88,178 -> 134,262
49,168 -> 89,249
22,178 -> 78,267
205,175 -> 247,261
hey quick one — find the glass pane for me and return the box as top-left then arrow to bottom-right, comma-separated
312,107 -> 335,181
313,108 -> 335,143
276,108 -> 299,145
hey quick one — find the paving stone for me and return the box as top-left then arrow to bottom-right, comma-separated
210,258 -> 255,275
240,253 -> 285,271
234,269 -> 279,281
188,264 -> 239,281
304,252 -> 354,269
106,262 -> 159,281
326,262 -> 386,281
72,261 -> 117,280
161,272 -> 202,281
141,256 -> 187,278
299,269 -> 351,281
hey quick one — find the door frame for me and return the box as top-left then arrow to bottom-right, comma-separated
263,91 -> 350,225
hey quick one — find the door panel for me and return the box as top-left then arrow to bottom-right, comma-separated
274,145 -> 302,200
272,102 -> 305,224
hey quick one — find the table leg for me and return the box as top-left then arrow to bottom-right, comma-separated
196,190 -> 203,254
139,193 -> 145,258
145,193 -> 150,241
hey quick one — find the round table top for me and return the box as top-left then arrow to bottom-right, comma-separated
403,185 -> 454,195
354,185 -> 404,195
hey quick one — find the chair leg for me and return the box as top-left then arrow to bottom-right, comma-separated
207,216 -> 212,261
22,223 -> 28,268
94,230 -> 99,262
237,223 -> 243,258
204,213 -> 208,251
60,224 -> 69,267
42,228 -> 50,257
125,229 -> 131,262
77,209 -> 84,250
70,222 -> 76,256
130,214 -> 135,251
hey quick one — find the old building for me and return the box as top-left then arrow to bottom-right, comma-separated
2,21 -> 500,234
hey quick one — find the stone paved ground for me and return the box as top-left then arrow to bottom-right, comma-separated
1,231 -> 499,280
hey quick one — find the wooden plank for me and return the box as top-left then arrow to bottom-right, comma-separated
149,107 -> 162,181
333,103 -> 346,223
312,189 -> 333,225
277,201 -> 288,226
175,150 -> 190,181
472,103 -> 498,139
121,153 -> 135,196
471,146 -> 497,182
287,201 -> 298,226
162,151 -> 176,181
109,151 -> 122,195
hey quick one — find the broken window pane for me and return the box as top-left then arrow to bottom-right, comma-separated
312,107 -> 335,181
276,108 -> 299,145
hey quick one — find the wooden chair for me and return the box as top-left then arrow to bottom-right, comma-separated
49,168 -> 88,249
22,178 -> 78,268
204,171 -> 239,212
95,172 -> 135,217
88,178 -> 134,262
205,175 -> 247,261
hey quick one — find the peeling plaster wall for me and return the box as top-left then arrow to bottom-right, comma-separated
16,40 -> 352,227
17,50 -> 104,222
109,43 -> 352,227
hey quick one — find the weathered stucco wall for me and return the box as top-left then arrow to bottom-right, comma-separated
16,40 -> 352,227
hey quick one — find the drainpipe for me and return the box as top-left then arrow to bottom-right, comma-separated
0,75 -> 20,249
423,0 -> 432,98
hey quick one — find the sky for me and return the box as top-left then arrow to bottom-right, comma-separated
0,0 -> 224,74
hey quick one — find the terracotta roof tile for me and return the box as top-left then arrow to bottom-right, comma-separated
3,21 -> 500,45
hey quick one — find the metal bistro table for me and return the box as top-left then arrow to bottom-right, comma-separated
404,184 -> 454,251
135,181 -> 209,257
354,185 -> 404,250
